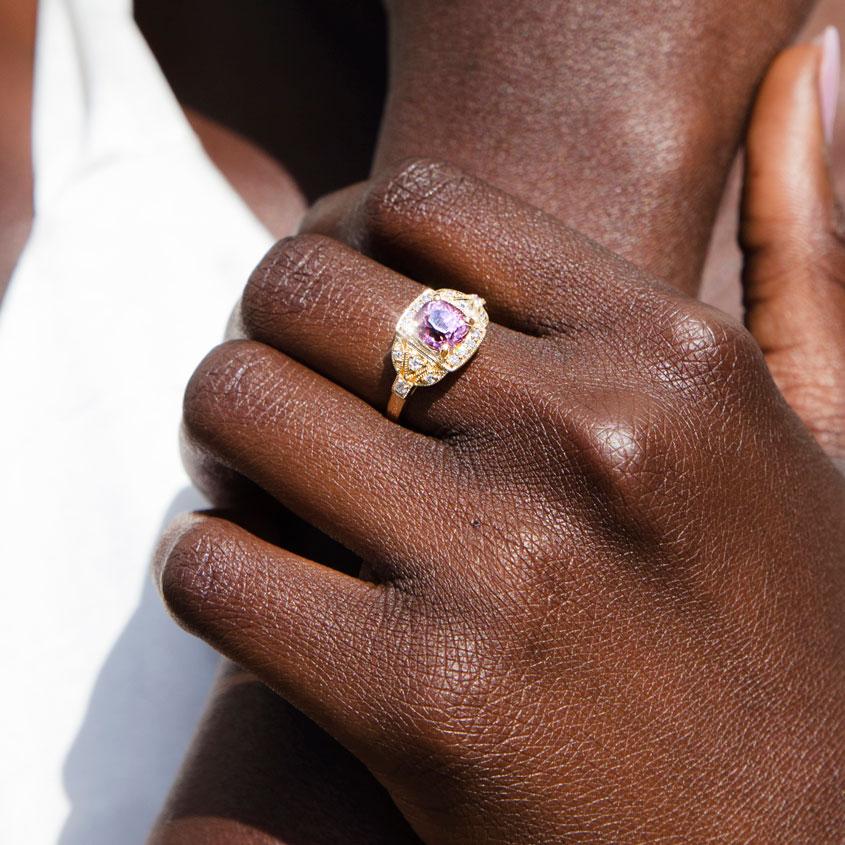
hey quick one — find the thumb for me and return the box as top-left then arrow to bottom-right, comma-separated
741,27 -> 845,463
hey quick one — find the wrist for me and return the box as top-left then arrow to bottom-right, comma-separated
377,0 -> 813,291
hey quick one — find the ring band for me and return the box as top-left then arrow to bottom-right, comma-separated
387,288 -> 488,422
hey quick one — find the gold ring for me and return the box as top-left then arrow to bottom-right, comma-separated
387,288 -> 488,422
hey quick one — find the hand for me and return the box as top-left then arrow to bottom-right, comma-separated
156,41 -> 845,844
152,7 -> 833,843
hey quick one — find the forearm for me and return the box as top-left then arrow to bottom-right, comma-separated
378,0 -> 814,291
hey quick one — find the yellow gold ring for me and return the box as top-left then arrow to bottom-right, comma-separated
387,288 -> 488,422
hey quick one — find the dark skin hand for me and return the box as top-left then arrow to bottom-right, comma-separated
156,38 -> 845,843
150,5 -> 845,844
0,1 -> 834,840
3,4 -> 832,836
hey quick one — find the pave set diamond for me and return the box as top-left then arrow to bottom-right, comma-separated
391,288 -> 488,400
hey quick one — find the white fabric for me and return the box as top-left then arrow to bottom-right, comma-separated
0,1 -> 274,842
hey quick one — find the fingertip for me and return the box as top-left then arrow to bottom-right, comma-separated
153,512 -> 232,626
152,507 -> 393,748
152,511 -> 205,593
747,39 -> 823,170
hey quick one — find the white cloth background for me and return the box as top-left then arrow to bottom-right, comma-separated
0,1 -> 274,842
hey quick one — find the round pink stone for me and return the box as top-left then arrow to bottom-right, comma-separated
415,300 -> 469,352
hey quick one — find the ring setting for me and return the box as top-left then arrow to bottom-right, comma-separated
387,288 -> 488,421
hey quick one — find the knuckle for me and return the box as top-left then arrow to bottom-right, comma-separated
485,370 -> 679,526
565,390 -> 670,502
363,158 -> 470,237
657,305 -> 764,398
183,340 -> 287,440
242,234 -> 344,335
581,416 -> 647,482
537,390 -> 693,548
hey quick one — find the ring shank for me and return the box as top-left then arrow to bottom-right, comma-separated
386,392 -> 406,422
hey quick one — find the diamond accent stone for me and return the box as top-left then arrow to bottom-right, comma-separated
393,379 -> 412,398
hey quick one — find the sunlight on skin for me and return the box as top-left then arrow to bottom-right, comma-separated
1,4 -> 843,843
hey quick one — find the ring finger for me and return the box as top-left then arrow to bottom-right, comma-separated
237,233 -> 540,434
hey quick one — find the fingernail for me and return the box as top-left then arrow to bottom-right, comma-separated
816,25 -> 840,145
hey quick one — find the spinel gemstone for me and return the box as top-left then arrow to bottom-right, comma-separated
415,300 -> 469,352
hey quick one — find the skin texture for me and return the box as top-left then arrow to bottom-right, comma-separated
376,0 -> 814,294
155,37 -> 845,841
136,0 -> 817,293
150,502 -> 419,845
0,1 -> 832,839
158,153 -> 845,842
0,2 -> 834,842
152,3 -> 844,842
0,0 -> 830,841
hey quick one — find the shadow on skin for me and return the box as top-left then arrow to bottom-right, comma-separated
58,487 -> 219,845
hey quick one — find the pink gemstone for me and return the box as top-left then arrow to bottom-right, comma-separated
415,300 -> 469,352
